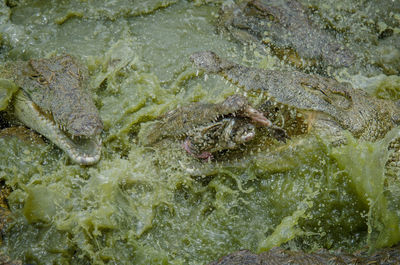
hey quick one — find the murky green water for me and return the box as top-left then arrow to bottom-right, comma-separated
0,0 -> 400,264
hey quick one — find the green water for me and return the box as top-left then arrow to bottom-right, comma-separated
0,0 -> 400,264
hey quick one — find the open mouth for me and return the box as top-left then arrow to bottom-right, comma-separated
183,115 -> 257,159
13,90 -> 102,165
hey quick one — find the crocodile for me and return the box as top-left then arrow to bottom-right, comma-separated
144,51 -> 400,163
142,94 -> 286,159
190,51 -> 400,147
218,0 -> 355,71
0,55 -> 103,165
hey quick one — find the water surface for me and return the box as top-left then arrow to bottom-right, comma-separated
0,1 -> 400,264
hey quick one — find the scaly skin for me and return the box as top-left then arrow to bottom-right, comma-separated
218,0 -> 354,70
143,95 -> 285,159
209,247 -> 400,265
190,51 -> 400,144
1,55 -> 103,165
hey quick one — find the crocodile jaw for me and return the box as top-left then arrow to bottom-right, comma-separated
13,90 -> 101,165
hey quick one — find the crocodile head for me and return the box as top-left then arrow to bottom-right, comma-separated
218,0 -> 354,70
10,55 -> 103,165
142,94 -> 286,160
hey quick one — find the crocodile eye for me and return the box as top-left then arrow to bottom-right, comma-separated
245,2 -> 277,22
38,77 -> 47,84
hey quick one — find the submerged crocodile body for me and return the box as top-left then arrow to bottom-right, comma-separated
209,247 -> 400,265
218,0 -> 354,70
0,55 -> 103,165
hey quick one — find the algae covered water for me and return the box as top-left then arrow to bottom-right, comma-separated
0,0 -> 400,264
